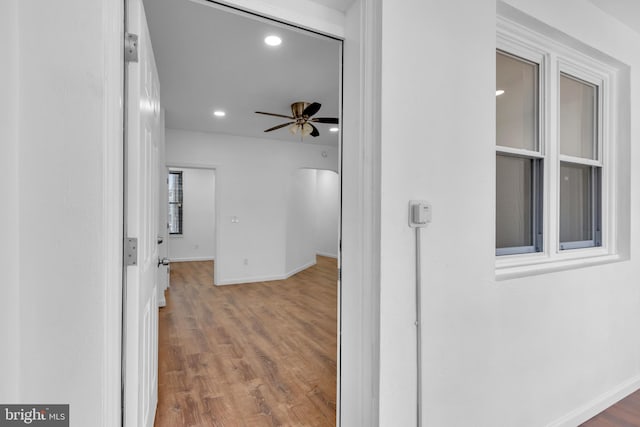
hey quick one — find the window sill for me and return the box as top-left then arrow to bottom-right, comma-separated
495,250 -> 621,280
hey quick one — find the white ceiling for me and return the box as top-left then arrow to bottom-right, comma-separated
309,0 -> 356,13
588,0 -> 640,34
142,0 -> 342,146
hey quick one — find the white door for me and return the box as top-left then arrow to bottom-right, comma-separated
124,0 -> 161,425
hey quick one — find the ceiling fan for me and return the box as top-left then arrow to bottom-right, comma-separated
255,102 -> 339,138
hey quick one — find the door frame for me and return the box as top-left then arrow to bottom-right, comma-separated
104,0 -> 382,425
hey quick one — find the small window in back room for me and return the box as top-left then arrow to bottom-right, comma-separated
168,171 -> 183,235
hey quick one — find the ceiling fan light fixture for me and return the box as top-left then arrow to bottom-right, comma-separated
256,101 -> 338,139
264,35 -> 282,46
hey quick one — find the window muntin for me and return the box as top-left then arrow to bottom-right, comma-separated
168,171 -> 183,235
496,50 -> 543,255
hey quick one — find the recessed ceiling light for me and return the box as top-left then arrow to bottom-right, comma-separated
264,35 -> 282,46
213,110 -> 226,117
329,127 -> 339,132
496,89 -> 505,96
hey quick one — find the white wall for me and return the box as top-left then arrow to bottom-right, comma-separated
285,168 -> 339,273
5,0 -> 124,424
168,168 -> 216,262
285,169 -> 317,275
165,129 -> 338,285
315,169 -> 339,258
0,0 -> 20,403
379,1 -> 640,426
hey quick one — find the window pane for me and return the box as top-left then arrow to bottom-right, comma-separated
168,172 -> 183,203
560,74 -> 597,160
496,51 -> 539,151
496,155 -> 534,249
559,162 -> 598,244
168,171 -> 183,234
168,203 -> 182,234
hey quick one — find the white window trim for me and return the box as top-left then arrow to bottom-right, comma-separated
496,16 -> 620,280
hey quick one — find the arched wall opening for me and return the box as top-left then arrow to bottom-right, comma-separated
286,168 -> 339,275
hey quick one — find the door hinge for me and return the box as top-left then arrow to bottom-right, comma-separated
125,237 -> 138,266
124,32 -> 139,63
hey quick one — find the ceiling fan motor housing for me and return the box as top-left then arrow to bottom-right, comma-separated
256,101 -> 336,138
291,101 -> 310,118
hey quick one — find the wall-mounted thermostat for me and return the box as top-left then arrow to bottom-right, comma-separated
408,200 -> 432,228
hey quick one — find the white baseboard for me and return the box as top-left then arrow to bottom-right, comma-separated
169,256 -> 215,262
546,375 -> 640,427
316,251 -> 338,259
285,259 -> 316,278
216,260 -> 316,286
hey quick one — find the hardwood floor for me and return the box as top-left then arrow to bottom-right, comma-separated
154,257 -> 338,427
580,389 -> 640,427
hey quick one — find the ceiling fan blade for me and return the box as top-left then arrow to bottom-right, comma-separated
302,102 -> 322,117
255,111 -> 295,120
311,117 -> 339,124
264,122 -> 295,132
309,123 -> 320,137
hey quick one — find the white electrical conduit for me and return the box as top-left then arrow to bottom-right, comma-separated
415,226 -> 423,427
409,200 -> 431,427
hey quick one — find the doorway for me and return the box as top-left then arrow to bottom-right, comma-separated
166,167 -> 217,265
127,0 -> 344,425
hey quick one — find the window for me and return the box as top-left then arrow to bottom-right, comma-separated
558,74 -> 601,250
168,171 -> 183,235
495,15 -> 621,276
496,51 -> 543,255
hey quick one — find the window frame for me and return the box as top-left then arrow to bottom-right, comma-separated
496,16 -> 618,279
168,170 -> 184,236
557,66 -> 604,251
495,48 -> 545,256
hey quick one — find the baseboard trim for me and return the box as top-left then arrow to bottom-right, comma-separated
216,260 -> 316,286
546,376 -> 640,427
169,256 -> 215,262
316,252 -> 338,259
285,260 -> 317,278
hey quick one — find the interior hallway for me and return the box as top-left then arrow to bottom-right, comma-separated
154,257 -> 338,426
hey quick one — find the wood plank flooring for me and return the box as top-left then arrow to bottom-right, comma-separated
581,389 -> 640,427
154,257 -> 338,427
